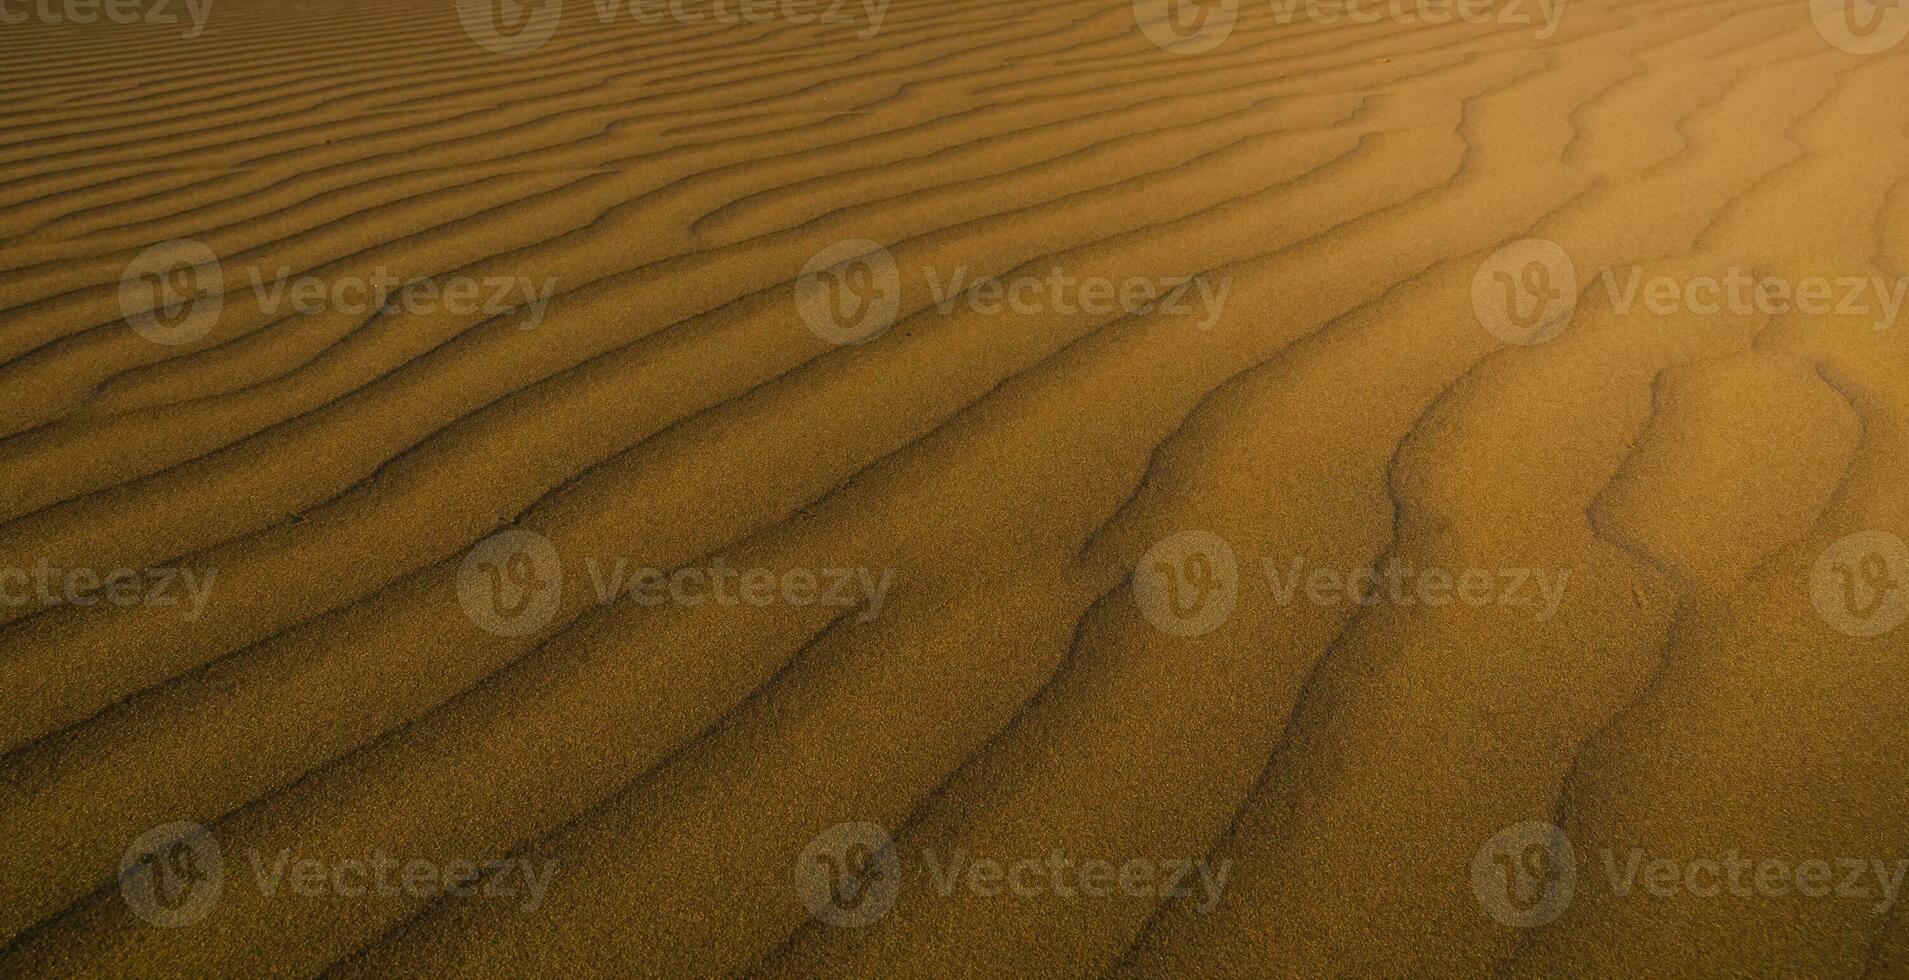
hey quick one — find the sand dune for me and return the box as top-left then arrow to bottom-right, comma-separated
2,0 -> 1908,974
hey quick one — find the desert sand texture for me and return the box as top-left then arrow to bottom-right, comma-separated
1,0 -> 1909,976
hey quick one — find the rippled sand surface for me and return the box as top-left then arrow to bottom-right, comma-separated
2,0 -> 1908,975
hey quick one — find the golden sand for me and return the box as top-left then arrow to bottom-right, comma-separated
1,0 -> 1908,974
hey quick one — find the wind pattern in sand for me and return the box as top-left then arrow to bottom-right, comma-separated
2,0 -> 1909,975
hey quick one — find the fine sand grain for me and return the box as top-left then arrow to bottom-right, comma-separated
2,0 -> 1908,975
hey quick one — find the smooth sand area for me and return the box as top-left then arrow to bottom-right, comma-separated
1,0 -> 1908,975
